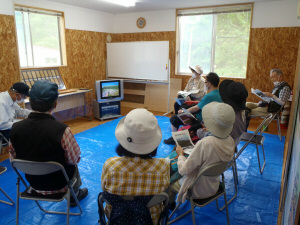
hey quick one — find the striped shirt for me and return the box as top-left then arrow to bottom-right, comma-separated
101,156 -> 170,225
9,127 -> 81,195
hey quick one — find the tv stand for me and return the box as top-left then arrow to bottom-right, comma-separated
93,100 -> 121,121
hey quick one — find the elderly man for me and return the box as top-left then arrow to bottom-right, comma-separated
0,82 -> 31,141
246,69 -> 291,128
9,80 -> 88,207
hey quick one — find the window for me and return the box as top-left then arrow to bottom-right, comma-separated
176,4 -> 252,78
14,5 -> 66,68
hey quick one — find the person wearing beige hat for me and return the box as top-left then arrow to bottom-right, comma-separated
168,102 -> 235,205
174,65 -> 206,114
101,108 -> 170,225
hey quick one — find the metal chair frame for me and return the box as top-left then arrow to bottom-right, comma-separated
250,105 -> 284,141
10,159 -> 83,225
236,113 -> 274,174
168,161 -> 231,225
98,191 -> 169,225
0,166 -> 15,206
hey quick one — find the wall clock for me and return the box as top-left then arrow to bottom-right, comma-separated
136,17 -> 146,28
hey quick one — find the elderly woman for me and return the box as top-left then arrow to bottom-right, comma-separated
174,65 -> 206,114
169,102 -> 235,205
101,108 -> 170,225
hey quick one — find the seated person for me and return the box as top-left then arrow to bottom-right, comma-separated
174,65 -> 205,114
9,80 -> 88,207
0,82 -> 31,141
168,102 -> 235,205
197,80 -> 248,145
101,108 -> 170,225
246,68 -> 291,129
164,72 -> 222,145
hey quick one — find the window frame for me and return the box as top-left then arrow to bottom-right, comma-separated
14,4 -> 67,69
175,3 -> 253,78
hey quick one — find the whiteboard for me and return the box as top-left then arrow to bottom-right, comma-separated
107,41 -> 169,82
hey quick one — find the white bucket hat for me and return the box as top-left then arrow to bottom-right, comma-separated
189,65 -> 203,75
115,108 -> 162,155
202,102 -> 235,138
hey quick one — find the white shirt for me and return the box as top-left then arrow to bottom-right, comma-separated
0,91 -> 31,130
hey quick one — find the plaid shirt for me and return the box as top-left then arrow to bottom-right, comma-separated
101,156 -> 170,225
272,81 -> 291,103
9,127 -> 81,195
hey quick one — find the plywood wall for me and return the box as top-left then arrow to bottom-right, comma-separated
0,14 -> 21,92
59,29 -> 107,92
0,14 -> 21,158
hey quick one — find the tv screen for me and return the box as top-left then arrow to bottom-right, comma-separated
95,79 -> 124,102
100,80 -> 121,99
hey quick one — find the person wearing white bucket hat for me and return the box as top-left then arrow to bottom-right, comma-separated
101,108 -> 170,225
174,65 -> 206,114
168,102 -> 235,204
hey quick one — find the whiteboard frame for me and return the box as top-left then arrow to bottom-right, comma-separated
106,41 -> 169,82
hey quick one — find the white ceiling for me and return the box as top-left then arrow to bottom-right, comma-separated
47,0 -> 284,14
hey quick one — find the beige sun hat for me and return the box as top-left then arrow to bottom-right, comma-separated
189,65 -> 203,75
115,108 -> 162,154
202,102 -> 235,138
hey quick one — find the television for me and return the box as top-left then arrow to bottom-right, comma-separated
95,79 -> 124,102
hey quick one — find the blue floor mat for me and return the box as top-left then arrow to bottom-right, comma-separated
0,116 -> 284,225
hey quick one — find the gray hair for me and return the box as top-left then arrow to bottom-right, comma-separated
270,68 -> 283,76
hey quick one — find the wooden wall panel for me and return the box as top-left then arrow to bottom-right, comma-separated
0,14 -> 21,92
0,14 -> 21,158
245,27 -> 300,102
59,29 -> 107,97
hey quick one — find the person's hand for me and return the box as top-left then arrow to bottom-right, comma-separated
176,145 -> 184,156
263,92 -> 274,98
178,109 -> 183,114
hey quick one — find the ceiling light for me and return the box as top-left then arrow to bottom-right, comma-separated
106,0 -> 136,7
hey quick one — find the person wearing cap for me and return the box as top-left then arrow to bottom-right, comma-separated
101,108 -> 170,225
9,80 -> 88,207
245,69 -> 291,128
164,72 -> 222,145
197,80 -> 248,144
0,82 -> 31,140
168,102 -> 235,205
174,65 -> 206,114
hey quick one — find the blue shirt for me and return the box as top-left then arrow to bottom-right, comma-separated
195,89 -> 222,121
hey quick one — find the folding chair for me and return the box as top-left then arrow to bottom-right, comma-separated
10,159 -> 83,225
98,191 -> 169,225
0,166 -> 15,205
168,161 -> 231,225
236,113 -> 273,174
250,105 -> 284,141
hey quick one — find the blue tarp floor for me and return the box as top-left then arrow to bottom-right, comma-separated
0,116 -> 284,224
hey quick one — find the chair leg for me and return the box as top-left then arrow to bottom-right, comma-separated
0,187 -> 15,205
217,166 -> 238,211
16,177 -> 20,225
66,189 -> 70,225
190,199 -> 196,225
223,192 -> 230,225
256,143 -> 266,174
276,116 -> 282,141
